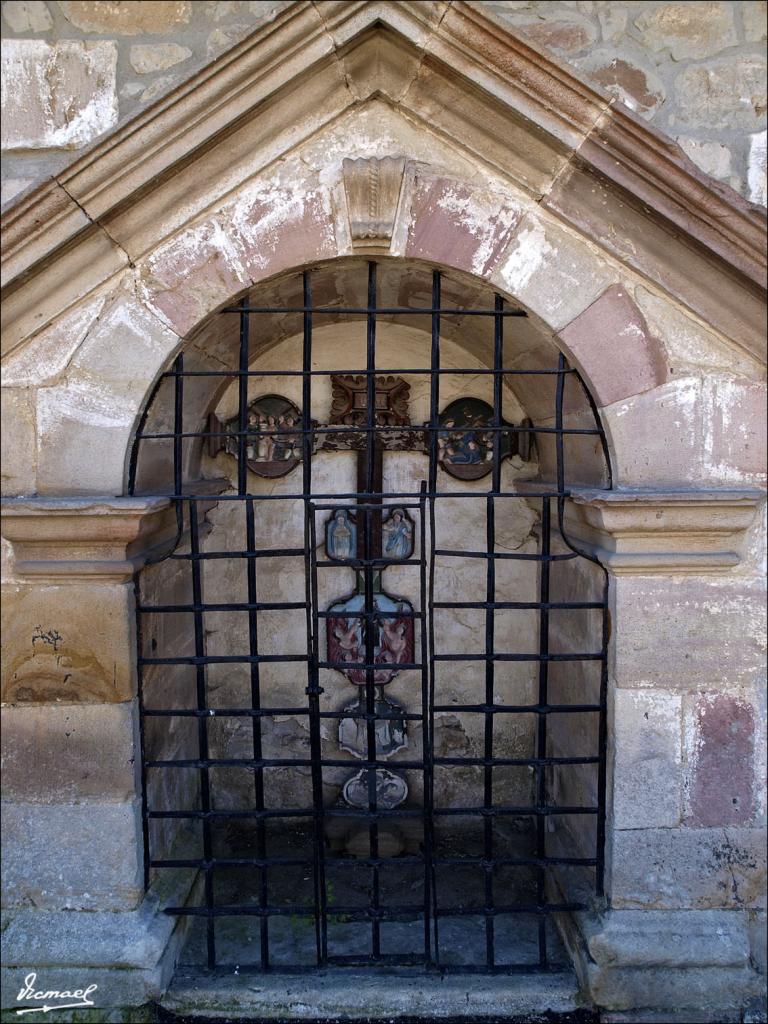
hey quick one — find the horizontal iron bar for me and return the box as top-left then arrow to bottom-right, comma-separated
138,424 -> 601,439
433,550 -> 578,561
138,490 -> 574,501
162,367 -> 574,377
433,902 -> 583,917
432,652 -> 603,662
431,806 -> 598,817
143,706 -> 310,718
220,305 -> 528,316
432,703 -> 601,714
433,601 -> 604,610
169,548 -> 305,560
139,654 -> 308,665
165,903 -> 430,919
432,755 -> 599,767
138,601 -> 307,613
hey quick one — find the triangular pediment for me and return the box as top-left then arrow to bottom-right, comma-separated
1,0 -> 765,361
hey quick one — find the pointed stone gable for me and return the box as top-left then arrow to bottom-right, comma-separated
1,0 -> 765,367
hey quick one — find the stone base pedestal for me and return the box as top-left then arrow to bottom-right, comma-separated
0,868 -> 197,1020
556,897 -> 765,1022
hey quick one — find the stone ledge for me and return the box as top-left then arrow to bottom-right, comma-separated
160,968 -> 581,1020
565,488 -> 764,574
0,497 -> 175,583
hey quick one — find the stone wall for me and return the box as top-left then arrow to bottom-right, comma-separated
1,0 -> 766,210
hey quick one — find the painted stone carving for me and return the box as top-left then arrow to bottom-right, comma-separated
342,767 -> 408,810
326,508 -> 358,560
339,691 -> 407,759
381,507 -> 414,560
436,398 -> 508,480
326,590 -> 414,686
208,395 -> 304,478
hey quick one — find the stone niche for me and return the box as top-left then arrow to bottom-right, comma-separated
134,258 -> 606,883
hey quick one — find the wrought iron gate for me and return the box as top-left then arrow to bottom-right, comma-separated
130,262 -> 611,974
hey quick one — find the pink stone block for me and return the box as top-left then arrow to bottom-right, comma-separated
405,176 -> 522,277
687,694 -> 756,827
230,187 -> 337,285
140,217 -> 245,335
558,284 -> 668,406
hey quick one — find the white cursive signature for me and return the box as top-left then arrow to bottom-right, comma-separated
15,972 -> 98,1015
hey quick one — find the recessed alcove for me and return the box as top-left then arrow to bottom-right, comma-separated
131,257 -> 608,973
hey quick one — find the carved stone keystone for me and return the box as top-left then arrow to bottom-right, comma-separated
342,156 -> 406,252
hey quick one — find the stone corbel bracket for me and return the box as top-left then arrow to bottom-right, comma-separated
565,488 -> 764,574
1,497 -> 176,583
342,155 -> 406,253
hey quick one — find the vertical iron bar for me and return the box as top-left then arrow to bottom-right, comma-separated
418,480 -> 432,965
245,498 -> 268,967
536,498 -> 551,967
364,261 -> 380,959
483,295 -> 504,968
427,269 -> 441,966
172,353 -> 184,534
237,298 -> 249,496
189,499 -> 216,969
302,270 -> 328,965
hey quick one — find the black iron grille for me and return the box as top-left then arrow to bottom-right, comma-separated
130,262 -> 611,974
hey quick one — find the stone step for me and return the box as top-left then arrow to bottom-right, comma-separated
158,967 -> 587,1022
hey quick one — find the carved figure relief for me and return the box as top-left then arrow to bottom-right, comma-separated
326,509 -> 358,561
209,395 -> 304,478
381,507 -> 414,560
326,590 -> 414,686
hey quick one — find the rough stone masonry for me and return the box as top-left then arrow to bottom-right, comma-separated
0,2 -> 766,1022
1,0 -> 767,208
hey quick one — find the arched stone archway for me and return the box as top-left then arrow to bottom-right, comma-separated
1,4 -> 765,1019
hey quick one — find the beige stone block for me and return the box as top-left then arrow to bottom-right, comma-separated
505,12 -> 598,56
634,3 -> 737,60
2,1 -> 53,32
703,376 -> 767,485
0,390 -> 36,498
1,798 -> 144,910
675,57 -> 767,131
1,291 -> 108,389
128,44 -> 192,75
1,701 -> 139,802
747,130 -> 767,208
612,690 -> 683,829
612,575 -> 766,691
1,582 -> 137,704
491,213 -> 618,331
633,287 -> 762,379
603,377 -> 703,486
676,137 -> 732,184
59,0 -> 190,34
35,287 -> 179,495
610,826 -> 766,910
743,1 -> 767,42
1,40 -> 117,151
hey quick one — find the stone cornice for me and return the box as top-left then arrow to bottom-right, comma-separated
1,1 -> 765,358
565,488 -> 764,574
0,497 -> 176,582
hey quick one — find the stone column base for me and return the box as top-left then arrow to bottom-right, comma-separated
0,868 -> 197,1019
556,899 -> 765,1022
